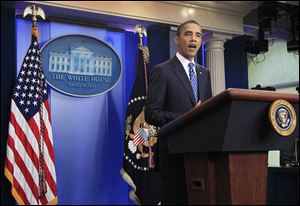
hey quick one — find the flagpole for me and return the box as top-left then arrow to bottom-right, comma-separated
23,4 -> 48,198
134,25 -> 155,169
23,5 -> 45,39
134,25 -> 149,93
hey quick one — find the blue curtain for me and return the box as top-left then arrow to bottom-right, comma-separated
16,19 -> 135,204
1,6 -> 17,205
224,36 -> 248,89
148,26 -> 170,70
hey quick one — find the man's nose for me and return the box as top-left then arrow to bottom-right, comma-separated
191,34 -> 198,41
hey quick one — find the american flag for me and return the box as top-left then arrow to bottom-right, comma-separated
4,27 -> 58,205
133,128 -> 148,146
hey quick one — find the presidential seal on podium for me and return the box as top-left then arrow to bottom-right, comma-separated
269,99 -> 297,136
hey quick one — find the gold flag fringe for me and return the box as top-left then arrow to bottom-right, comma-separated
120,168 -> 141,205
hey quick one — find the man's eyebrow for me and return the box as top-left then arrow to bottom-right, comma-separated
183,30 -> 202,34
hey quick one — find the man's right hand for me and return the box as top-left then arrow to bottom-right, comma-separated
195,100 -> 201,107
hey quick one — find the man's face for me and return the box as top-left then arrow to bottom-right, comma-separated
174,23 -> 202,61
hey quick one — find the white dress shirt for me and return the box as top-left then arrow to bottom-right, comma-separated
176,52 -> 196,80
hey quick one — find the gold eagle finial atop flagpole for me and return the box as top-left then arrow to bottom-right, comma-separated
23,5 -> 45,39
134,25 -> 147,48
134,25 -> 149,63
23,5 -> 45,26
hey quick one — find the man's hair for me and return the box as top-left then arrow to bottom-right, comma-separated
176,20 -> 200,36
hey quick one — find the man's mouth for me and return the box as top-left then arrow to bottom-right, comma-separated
188,44 -> 197,49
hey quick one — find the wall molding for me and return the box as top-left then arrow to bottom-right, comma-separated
20,1 -> 257,35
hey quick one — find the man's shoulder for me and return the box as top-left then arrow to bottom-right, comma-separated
196,64 -> 209,72
153,56 -> 178,70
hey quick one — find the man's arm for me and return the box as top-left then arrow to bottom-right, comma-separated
145,66 -> 181,127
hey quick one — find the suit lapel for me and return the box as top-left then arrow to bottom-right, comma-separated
196,65 -> 205,101
171,57 -> 196,105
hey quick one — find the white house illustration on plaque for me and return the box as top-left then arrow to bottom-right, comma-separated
48,45 -> 112,76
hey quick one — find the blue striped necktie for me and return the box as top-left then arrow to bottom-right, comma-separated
188,62 -> 198,102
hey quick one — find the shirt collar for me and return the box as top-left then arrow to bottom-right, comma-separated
176,52 -> 195,68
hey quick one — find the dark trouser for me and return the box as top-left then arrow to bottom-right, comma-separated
161,176 -> 188,205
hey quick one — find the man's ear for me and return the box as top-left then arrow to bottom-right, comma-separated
174,36 -> 179,45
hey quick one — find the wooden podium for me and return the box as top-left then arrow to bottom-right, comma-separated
159,88 -> 299,205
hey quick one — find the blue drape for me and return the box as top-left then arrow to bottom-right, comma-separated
1,6 -> 17,205
16,19 -> 135,204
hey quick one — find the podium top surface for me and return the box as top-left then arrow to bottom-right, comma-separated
182,88 -> 298,122
218,88 -> 298,102
160,88 -> 299,138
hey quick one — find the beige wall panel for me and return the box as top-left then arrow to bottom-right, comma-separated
30,1 -> 247,34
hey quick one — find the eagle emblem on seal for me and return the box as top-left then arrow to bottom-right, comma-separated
125,110 -> 159,168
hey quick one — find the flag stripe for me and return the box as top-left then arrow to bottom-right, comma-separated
7,120 -> 40,198
43,100 -> 54,144
5,157 -> 14,175
29,106 -> 58,194
44,180 -> 56,202
9,113 -> 39,171
6,146 -> 37,205
44,158 -> 57,196
5,165 -> 29,205
7,133 -> 40,200
29,106 -> 57,197
12,177 -> 29,205
11,97 -> 57,198
11,100 -> 39,155
12,160 -> 38,204
133,133 -> 145,146
38,193 -> 47,205
32,109 -> 55,162
7,131 -> 39,187
134,138 -> 144,146
5,142 -> 15,175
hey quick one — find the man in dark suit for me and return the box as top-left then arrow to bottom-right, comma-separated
145,20 -> 212,204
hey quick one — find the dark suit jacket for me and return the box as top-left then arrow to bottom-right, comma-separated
145,56 -> 212,177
